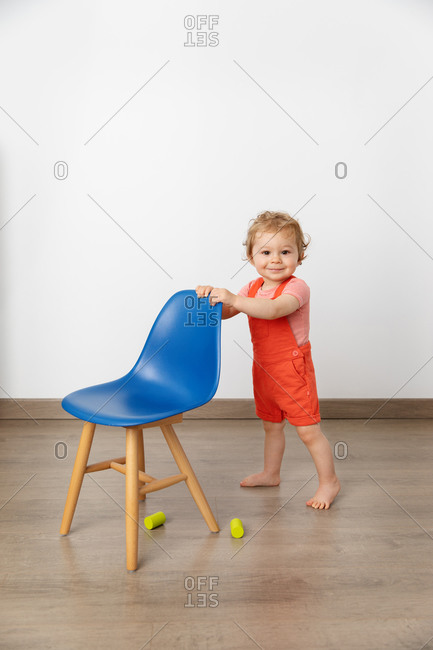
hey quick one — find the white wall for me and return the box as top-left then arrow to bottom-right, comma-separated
0,0 -> 432,400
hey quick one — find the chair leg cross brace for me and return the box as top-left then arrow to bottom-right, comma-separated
60,416 -> 219,571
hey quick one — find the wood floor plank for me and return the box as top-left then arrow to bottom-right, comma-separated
0,418 -> 432,649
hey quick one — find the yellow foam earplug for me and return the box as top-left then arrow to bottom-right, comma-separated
230,518 -> 244,538
144,511 -> 166,530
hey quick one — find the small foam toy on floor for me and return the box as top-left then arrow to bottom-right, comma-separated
230,518 -> 244,538
144,511 -> 166,530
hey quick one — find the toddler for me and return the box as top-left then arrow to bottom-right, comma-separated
196,211 -> 340,509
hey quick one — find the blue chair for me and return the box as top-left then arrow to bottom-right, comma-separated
60,291 -> 222,571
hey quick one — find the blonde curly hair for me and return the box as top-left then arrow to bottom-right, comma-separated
243,211 -> 311,264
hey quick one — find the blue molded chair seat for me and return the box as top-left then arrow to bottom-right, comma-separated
62,377 -> 207,427
60,291 -> 222,571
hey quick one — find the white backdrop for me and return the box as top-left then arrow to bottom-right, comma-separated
0,0 -> 432,399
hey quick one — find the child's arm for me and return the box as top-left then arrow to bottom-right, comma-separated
221,305 -> 241,320
209,288 -> 300,320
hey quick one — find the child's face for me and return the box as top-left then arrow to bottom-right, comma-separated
249,229 -> 300,286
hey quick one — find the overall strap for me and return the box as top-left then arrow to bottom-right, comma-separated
272,276 -> 294,299
248,277 -> 264,297
247,276 -> 295,299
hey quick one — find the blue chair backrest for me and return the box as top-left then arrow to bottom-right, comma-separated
126,291 -> 222,409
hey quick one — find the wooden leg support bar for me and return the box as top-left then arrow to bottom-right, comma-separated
85,457 -> 126,473
109,461 -> 156,484
138,473 -> 187,495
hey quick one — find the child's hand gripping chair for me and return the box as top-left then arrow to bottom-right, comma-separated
60,291 -> 221,571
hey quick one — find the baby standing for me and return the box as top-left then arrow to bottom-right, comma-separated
196,211 -> 340,509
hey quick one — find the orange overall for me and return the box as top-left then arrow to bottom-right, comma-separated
248,276 -> 321,427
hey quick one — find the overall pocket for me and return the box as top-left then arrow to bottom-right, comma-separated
291,356 -> 308,386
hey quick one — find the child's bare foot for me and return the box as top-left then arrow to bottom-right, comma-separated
306,478 -> 340,509
240,472 -> 280,487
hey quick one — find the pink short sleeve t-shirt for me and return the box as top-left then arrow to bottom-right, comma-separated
238,276 -> 310,346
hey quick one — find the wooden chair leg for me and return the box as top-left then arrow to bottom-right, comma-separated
60,421 -> 96,535
160,424 -> 219,533
137,429 -> 146,501
125,428 -> 139,572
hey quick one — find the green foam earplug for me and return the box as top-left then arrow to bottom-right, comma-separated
230,518 -> 244,538
144,511 -> 166,530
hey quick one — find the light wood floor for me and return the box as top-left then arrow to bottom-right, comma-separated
0,418 -> 432,650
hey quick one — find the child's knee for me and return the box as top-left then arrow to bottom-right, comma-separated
263,419 -> 285,434
296,424 -> 321,444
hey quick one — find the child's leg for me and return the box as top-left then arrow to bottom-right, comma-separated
296,424 -> 340,509
240,419 -> 285,487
